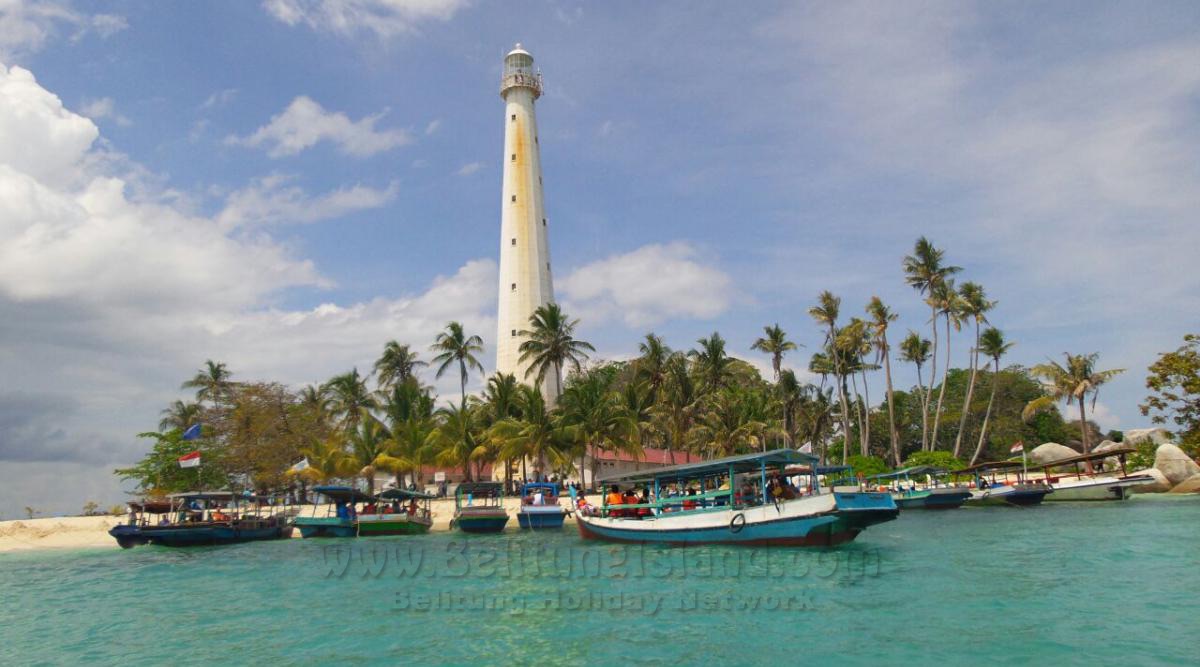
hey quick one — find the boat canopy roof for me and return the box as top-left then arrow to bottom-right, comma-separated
520,482 -> 559,493
597,449 -> 817,484
815,465 -> 852,475
1037,446 -> 1136,468
166,491 -> 241,501
377,487 -> 436,500
950,461 -> 1024,475
868,465 -> 947,480
311,485 -> 376,503
128,500 -> 173,513
457,481 -> 503,496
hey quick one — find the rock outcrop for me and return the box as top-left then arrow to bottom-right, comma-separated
1124,428 -> 1172,447
1128,467 -> 1172,494
1029,442 -> 1080,468
1153,443 -> 1200,486
1168,474 -> 1200,494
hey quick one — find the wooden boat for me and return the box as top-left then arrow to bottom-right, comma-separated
108,492 -> 294,548
573,449 -> 898,547
868,466 -> 971,510
952,462 -> 1053,507
294,486 -> 375,538
357,488 -> 434,535
1034,447 -> 1156,501
451,482 -> 509,533
516,482 -> 567,530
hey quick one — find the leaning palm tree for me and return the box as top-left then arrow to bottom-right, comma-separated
431,321 -> 486,409
838,317 -> 875,456
952,282 -> 995,458
866,297 -> 901,466
1024,352 -> 1124,456
181,360 -> 232,406
902,237 -> 960,448
927,279 -> 962,450
970,327 -> 1014,464
517,303 -> 595,400
809,292 -> 853,462
373,341 -> 427,391
751,324 -> 800,382
159,400 -> 202,432
899,331 -> 932,451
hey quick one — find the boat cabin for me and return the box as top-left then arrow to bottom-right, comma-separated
455,481 -> 504,510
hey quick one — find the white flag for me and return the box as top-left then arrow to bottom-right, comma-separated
289,458 -> 310,472
799,443 -> 813,454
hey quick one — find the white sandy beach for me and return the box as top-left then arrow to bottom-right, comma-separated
0,497 -> 581,553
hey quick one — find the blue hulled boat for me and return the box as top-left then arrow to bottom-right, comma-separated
109,492 -> 293,549
452,482 -> 509,533
516,482 -> 567,530
294,486 -> 376,538
867,466 -> 971,510
573,449 -> 897,547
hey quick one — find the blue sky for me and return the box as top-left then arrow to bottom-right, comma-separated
2,0 -> 1198,516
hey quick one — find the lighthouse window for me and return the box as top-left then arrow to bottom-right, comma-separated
547,262 -> 551,270
510,283 -> 516,291
511,329 -> 517,337
542,218 -> 546,226
511,154 -> 516,162
511,238 -> 516,246
511,195 -> 516,202
511,114 -> 516,121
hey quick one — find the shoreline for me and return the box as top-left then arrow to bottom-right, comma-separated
0,497 -> 579,553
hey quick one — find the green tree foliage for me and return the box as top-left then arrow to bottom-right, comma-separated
114,429 -> 230,494
846,455 -> 889,478
1140,333 -> 1200,450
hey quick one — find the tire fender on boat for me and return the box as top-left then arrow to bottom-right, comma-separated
729,513 -> 746,534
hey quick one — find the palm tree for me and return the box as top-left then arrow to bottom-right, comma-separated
431,321 -> 486,409
653,354 -> 700,466
182,360 -> 232,406
899,331 -> 932,452
159,400 -> 202,432
373,341 -> 427,391
481,372 -> 522,486
380,382 -> 437,487
838,318 -> 875,456
324,368 -> 376,432
751,324 -> 800,382
903,237 -> 960,448
809,292 -> 853,462
970,328 -> 1014,464
867,297 -> 901,466
347,414 -> 407,496
635,333 -> 671,395
517,303 -> 595,400
927,279 -> 962,450
289,436 -> 357,485
689,332 -> 735,392
431,403 -> 486,482
559,370 -> 638,488
1024,353 -> 1124,456
952,282 -> 995,458
777,369 -> 803,446
490,386 -> 572,481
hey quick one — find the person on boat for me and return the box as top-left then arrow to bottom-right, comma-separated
622,488 -> 641,519
637,489 -> 653,519
533,488 -> 546,506
606,485 -> 625,518
407,499 -> 419,516
682,488 -> 697,511
363,502 -> 377,514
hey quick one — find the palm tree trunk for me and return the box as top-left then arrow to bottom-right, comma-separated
953,321 -> 981,458
459,360 -> 467,410
970,359 -> 1000,465
829,324 -> 853,464
1077,396 -> 1092,454
916,363 -> 929,453
925,304 -> 938,450
860,368 -> 872,457
931,313 -> 951,449
882,331 -> 900,467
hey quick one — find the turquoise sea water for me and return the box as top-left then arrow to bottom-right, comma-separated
2,496 -> 1197,665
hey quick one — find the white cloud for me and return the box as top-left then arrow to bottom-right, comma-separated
0,0 -> 126,60
262,0 -> 468,39
456,160 -> 482,176
560,242 -> 734,328
226,95 -> 411,158
201,87 -> 238,110
424,118 -> 441,135
79,96 -> 131,127
216,173 -> 398,230
0,63 -> 497,516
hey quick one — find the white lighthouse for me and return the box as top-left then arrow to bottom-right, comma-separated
495,44 -> 558,401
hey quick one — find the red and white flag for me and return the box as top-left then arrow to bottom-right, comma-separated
1010,442 -> 1024,454
178,451 -> 201,468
